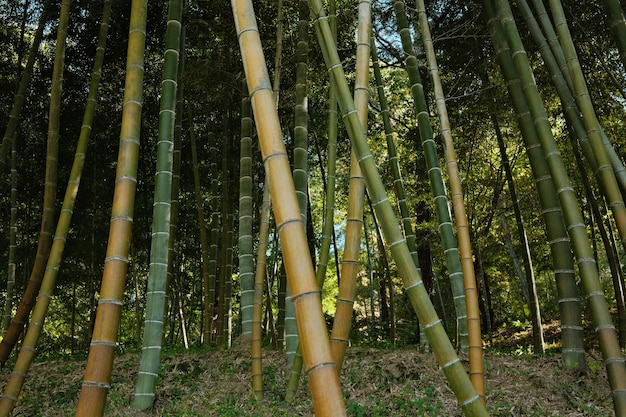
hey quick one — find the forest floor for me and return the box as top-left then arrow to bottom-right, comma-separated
0,327 -> 616,416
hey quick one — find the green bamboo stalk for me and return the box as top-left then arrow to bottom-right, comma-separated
0,0 -> 67,367
272,0 -> 285,108
276,255 -> 285,347
516,0 -> 594,170
309,0 -> 487,414
529,0 -> 626,185
317,0 -> 339,288
547,0 -> 626,258
600,133 -> 626,197
286,0 -> 311,365
393,0 -> 468,353
188,106 -> 211,346
363,201 -> 375,336
528,0 -> 573,91
572,138 -> 626,349
252,176 -> 271,402
602,0 -> 626,70
232,0 -> 347,414
133,0 -> 182,409
284,288 -> 297,359
484,0 -> 585,370
3,128 -> 17,333
371,39 -> 419,268
216,129 -> 234,347
0,0 -> 50,176
224,203 -> 235,345
206,132 -> 220,345
520,0 -> 626,345
495,0 -> 626,413
518,0 -> 626,215
239,80 -> 255,338
0,1 -> 109,413
293,0 -> 309,232
415,0 -> 484,396
164,25 -> 185,345
76,0 -> 148,413
286,0 -> 338,400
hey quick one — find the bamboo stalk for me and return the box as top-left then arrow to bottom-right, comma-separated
76,0 -> 148,413
308,0 -> 487,414
0,0 -> 65,367
231,1 -> 346,415
495,0 -> 626,413
330,0 -> 371,375
393,0 -> 469,353
415,0 -> 485,398
0,0 -> 51,176
239,80 -> 255,338
133,0 -> 182,408
483,0 -> 586,370
0,1 -> 110,413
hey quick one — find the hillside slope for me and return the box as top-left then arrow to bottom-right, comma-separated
0,344 -> 613,416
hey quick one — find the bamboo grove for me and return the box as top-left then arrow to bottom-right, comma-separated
0,0 -> 624,415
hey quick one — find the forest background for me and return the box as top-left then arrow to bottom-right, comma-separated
0,0 -> 625,415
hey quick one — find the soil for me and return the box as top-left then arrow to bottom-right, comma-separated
0,338 -> 614,416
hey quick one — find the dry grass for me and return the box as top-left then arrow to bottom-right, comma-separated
0,341 -> 614,416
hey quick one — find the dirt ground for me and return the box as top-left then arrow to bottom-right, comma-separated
0,337 -> 615,416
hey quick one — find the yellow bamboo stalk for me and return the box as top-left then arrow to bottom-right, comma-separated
330,0 -> 371,375
415,0 -> 484,402
231,0 -> 346,415
309,0 -> 487,414
75,0 -> 147,414
0,0 -> 110,413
